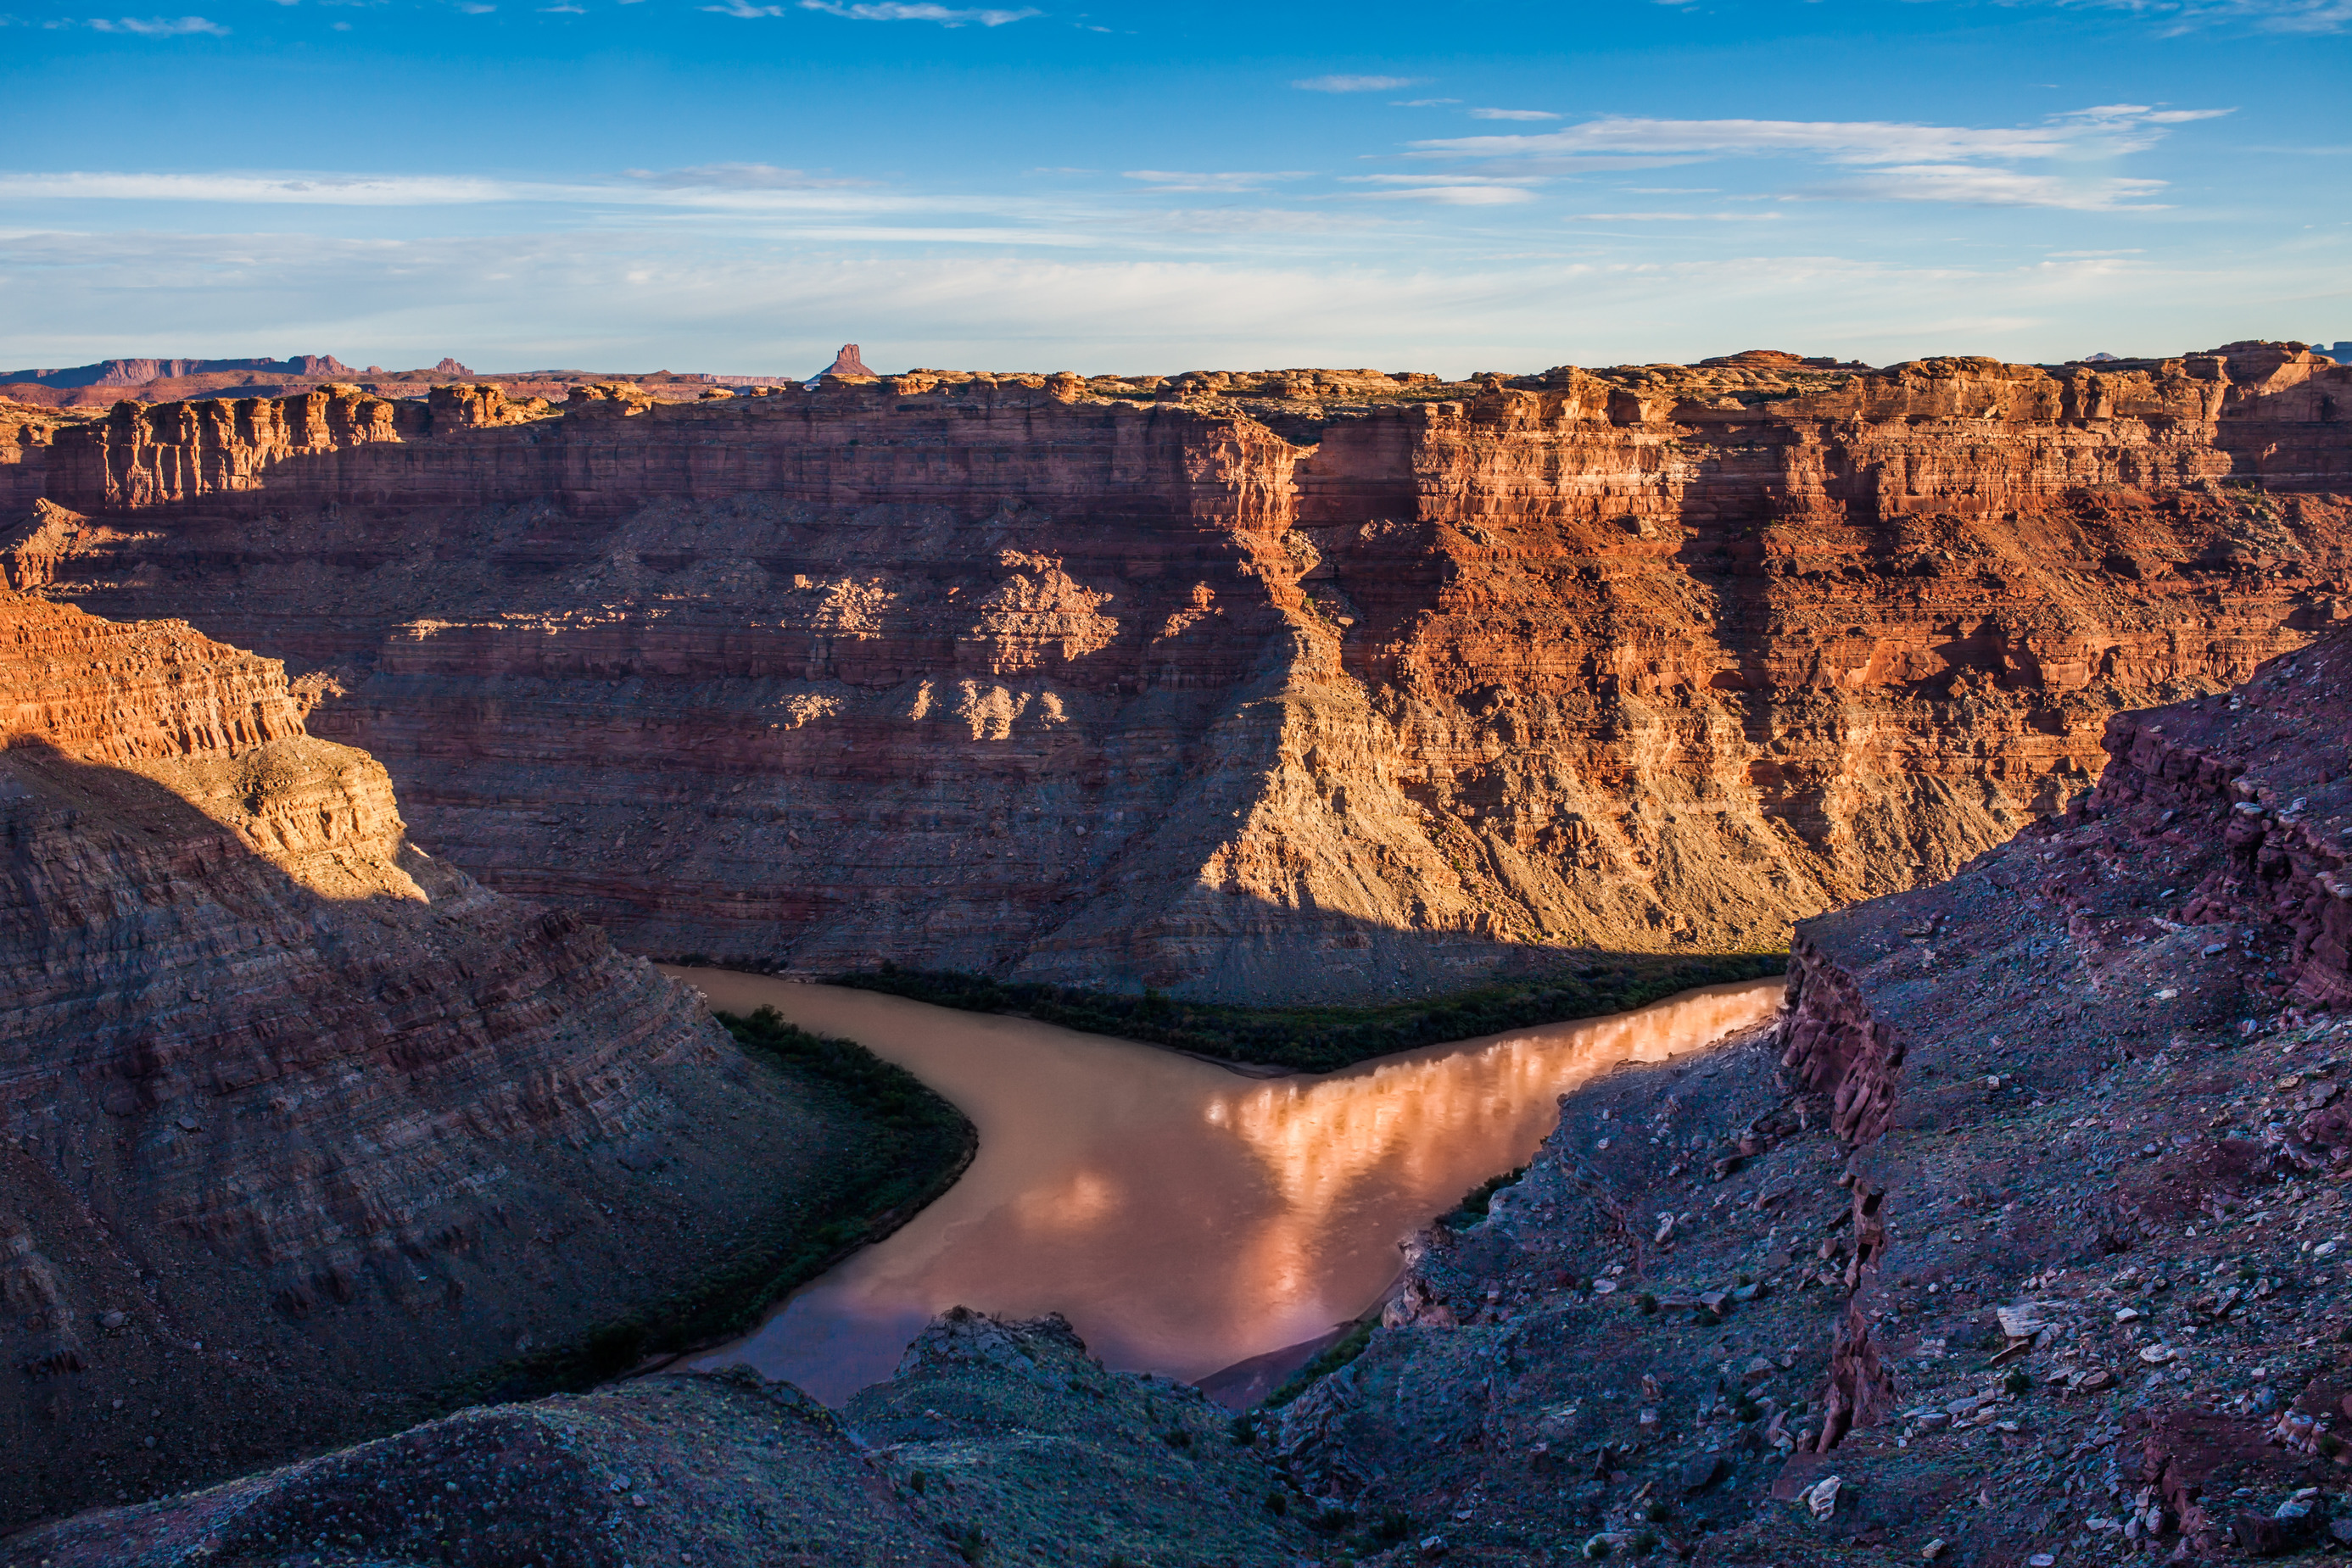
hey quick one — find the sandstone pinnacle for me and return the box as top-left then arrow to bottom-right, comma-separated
817,342 -> 878,378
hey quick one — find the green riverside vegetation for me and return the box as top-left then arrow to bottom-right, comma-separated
446,1007 -> 974,1403
828,951 -> 1786,1074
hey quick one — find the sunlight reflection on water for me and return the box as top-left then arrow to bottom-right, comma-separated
673,971 -> 1779,1404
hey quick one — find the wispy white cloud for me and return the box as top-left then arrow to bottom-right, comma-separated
1361,185 -> 1537,205
1413,105 -> 2227,165
1120,170 -> 1312,193
623,162 -> 869,190
2017,0 -> 2349,32
1391,98 -> 1461,107
0,170 -> 934,218
1139,209 -> 1386,234
1468,108 -> 1559,121
1564,210 -> 1784,220
1342,172 -> 1541,204
0,171 -> 552,204
1405,105 -> 2227,211
798,0 -> 1039,20
1292,74 -> 1418,92
1802,164 -> 2172,209
87,14 -> 226,31
1344,174 -> 1539,184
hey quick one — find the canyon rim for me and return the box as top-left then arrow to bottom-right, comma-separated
6,344 -> 2348,1001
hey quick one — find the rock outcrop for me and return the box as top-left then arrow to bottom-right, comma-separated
6,1315 -> 1315,1568
0,593 -> 952,1531
14,345 -> 2352,1001
814,343 -> 878,380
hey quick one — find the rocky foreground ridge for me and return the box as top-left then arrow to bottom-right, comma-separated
4,343 -> 2352,1006
14,628 -> 2352,1565
0,594 -> 956,1531
6,345 -> 2347,1002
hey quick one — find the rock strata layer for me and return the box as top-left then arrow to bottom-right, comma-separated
13,344 -> 2352,1001
0,594 -> 912,1531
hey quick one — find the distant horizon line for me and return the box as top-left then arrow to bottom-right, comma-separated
7,338 -> 2349,392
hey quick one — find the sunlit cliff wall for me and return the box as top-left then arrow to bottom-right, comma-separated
14,345 -> 2351,1002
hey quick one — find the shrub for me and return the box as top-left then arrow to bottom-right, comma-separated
824,952 -> 1787,1075
1265,1320 -> 1376,1409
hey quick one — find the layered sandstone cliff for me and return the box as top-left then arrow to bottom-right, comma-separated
0,593 -> 925,1530
14,344 -> 2351,1002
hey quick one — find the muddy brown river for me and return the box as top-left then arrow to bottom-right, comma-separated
670,970 -> 1779,1404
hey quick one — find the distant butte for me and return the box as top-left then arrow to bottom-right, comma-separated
816,342 -> 878,379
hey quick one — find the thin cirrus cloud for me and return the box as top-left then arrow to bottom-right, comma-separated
1408,106 -> 2232,210
0,170 -> 935,216
1564,211 -> 1784,221
623,162 -> 869,189
1120,170 -> 1312,193
2013,0 -> 2349,31
1467,109 -> 1560,121
1411,106 -> 2231,165
1804,165 -> 2174,210
1292,75 -> 1419,92
87,14 -> 226,31
1342,173 -> 1542,205
707,0 -> 1040,20
1355,186 -> 1536,205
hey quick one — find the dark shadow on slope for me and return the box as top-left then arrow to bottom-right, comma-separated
0,738 -> 973,1533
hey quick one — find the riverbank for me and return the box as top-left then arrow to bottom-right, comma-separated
435,1007 -> 976,1405
823,951 -> 1787,1074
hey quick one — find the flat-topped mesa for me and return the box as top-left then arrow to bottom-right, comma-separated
0,592 -> 913,1530
13,348 -> 2352,1001
19,343 -> 2350,517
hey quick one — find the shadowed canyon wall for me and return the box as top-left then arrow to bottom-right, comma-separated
0,593 -> 921,1529
8,344 -> 2350,1002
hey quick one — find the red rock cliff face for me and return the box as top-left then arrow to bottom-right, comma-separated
1777,623 -> 2352,1466
19,347 -> 2352,1002
0,593 -> 891,1529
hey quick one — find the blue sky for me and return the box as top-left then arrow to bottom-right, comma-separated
1,0 -> 2345,376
